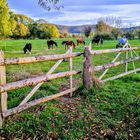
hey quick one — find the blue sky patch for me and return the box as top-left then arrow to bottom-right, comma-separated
7,0 -> 140,26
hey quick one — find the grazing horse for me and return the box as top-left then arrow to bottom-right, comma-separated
62,41 -> 76,49
23,43 -> 32,54
47,40 -> 58,49
77,38 -> 85,46
92,37 -> 103,46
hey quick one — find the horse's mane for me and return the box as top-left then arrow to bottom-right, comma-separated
62,41 -> 68,45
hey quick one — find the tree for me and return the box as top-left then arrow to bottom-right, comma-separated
83,26 -> 92,38
13,23 -> 29,39
8,12 -> 32,39
28,23 -> 39,39
14,14 -> 33,25
0,0 -> 11,37
111,28 -> 122,40
99,16 -> 122,28
89,31 -> 94,38
48,24 -> 60,38
38,0 -> 62,11
35,23 -> 59,39
96,16 -> 123,39
96,20 -> 112,34
136,28 -> 140,39
124,23 -> 135,40
9,11 -> 17,36
37,24 -> 51,39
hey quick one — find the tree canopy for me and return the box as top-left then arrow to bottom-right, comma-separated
0,0 -> 11,37
0,0 -> 60,39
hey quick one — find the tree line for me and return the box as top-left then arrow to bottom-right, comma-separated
95,16 -> 140,40
0,0 -> 60,39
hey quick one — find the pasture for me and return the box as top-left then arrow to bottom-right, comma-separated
0,38 -> 140,139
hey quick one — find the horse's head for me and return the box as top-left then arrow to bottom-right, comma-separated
62,41 -> 67,45
72,42 -> 76,49
47,37 -> 51,40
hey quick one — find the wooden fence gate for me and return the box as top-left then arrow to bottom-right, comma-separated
0,47 -> 82,127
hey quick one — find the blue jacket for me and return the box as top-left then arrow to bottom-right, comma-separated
119,38 -> 128,44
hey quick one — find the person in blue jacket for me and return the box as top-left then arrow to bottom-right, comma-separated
116,35 -> 128,48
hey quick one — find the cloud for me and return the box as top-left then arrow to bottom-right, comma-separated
61,0 -> 140,6
7,0 -> 140,26
44,4 -> 140,25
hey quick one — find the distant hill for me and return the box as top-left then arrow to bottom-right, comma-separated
122,26 -> 140,32
57,24 -> 140,34
56,25 -> 96,34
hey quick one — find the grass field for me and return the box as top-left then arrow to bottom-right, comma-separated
0,38 -> 140,139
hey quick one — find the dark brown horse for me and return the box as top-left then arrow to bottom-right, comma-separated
23,43 -> 32,54
77,38 -> 85,46
47,40 -> 58,49
62,41 -> 76,49
92,37 -> 103,46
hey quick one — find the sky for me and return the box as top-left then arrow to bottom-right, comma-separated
7,0 -> 140,26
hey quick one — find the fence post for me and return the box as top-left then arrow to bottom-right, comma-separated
0,50 -> 7,127
83,46 -> 94,89
69,47 -> 73,97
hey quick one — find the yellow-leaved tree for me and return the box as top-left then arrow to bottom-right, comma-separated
0,0 -> 11,37
48,24 -> 60,38
13,23 -> 29,38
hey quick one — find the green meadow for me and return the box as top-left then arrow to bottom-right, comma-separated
0,38 -> 140,139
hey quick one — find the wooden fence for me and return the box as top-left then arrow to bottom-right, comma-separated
0,43 -> 140,127
83,43 -> 140,89
0,47 -> 83,127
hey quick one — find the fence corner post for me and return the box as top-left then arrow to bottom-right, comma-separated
83,46 -> 93,89
0,50 -> 7,128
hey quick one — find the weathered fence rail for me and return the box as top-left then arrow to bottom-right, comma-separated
0,52 -> 82,65
0,70 -> 81,93
3,88 -> 77,117
91,47 -> 140,55
94,57 -> 140,72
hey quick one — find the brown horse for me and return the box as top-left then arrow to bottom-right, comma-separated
77,38 -> 85,46
62,41 -> 76,49
47,40 -> 58,49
